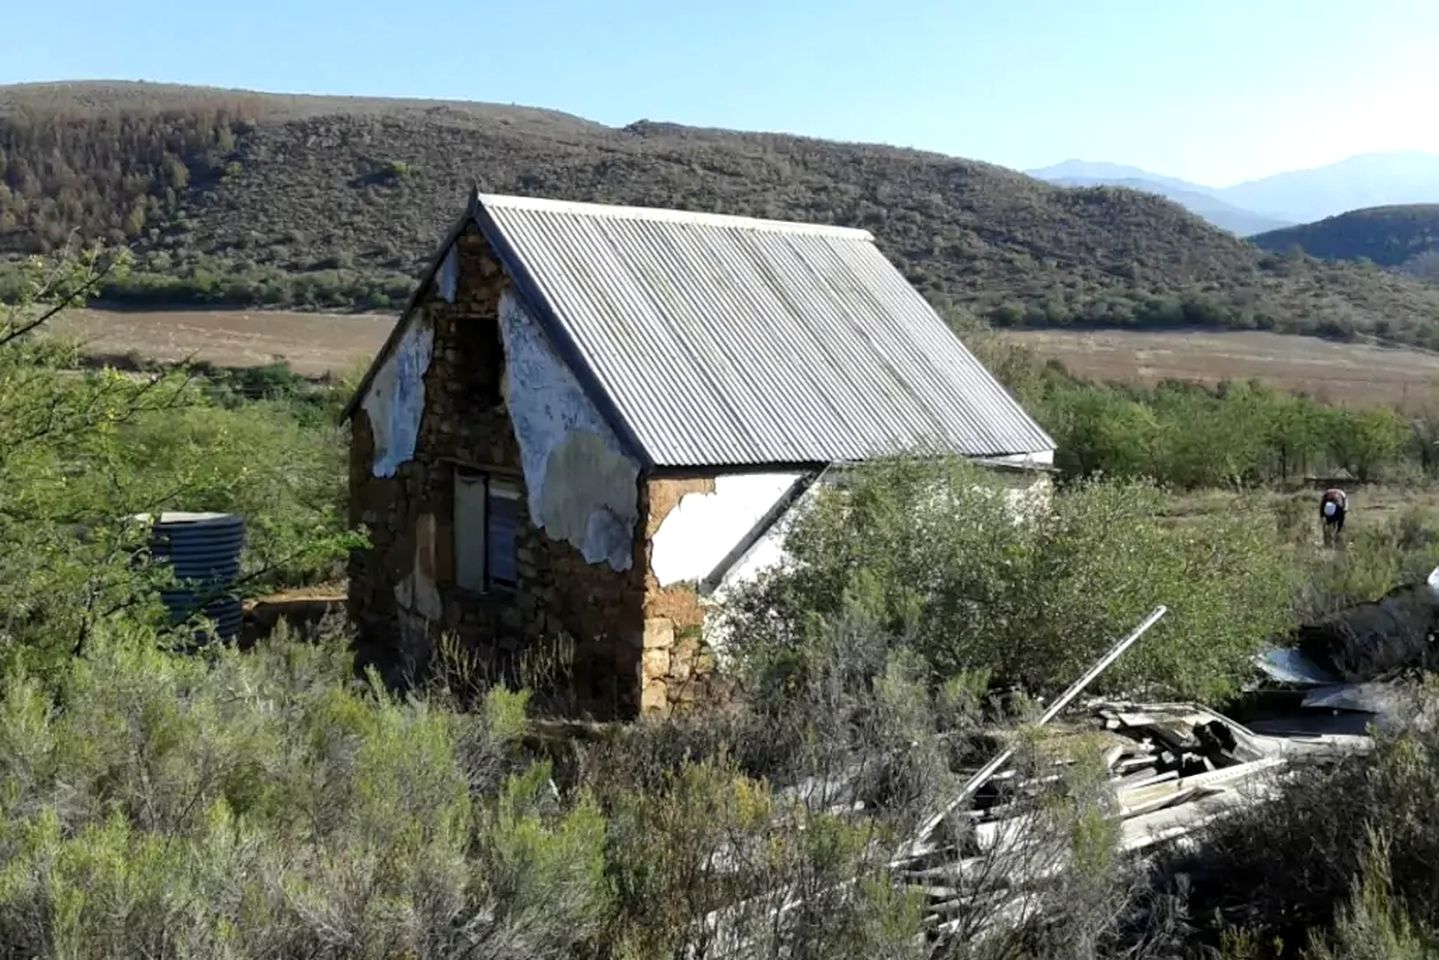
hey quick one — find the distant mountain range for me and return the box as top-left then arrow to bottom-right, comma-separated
1029,152 -> 1439,236
1032,167 -> 1291,236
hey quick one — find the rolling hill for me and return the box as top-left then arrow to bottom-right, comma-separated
5,81 -> 1439,347
1251,205 -> 1439,284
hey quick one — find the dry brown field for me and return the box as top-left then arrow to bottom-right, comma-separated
43,312 -> 1439,416
45,308 -> 394,378
1002,328 -> 1439,412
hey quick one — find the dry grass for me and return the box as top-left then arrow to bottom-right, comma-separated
43,307 -> 392,377
50,309 -> 1439,421
1004,328 -> 1439,412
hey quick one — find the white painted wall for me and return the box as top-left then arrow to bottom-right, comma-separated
497,291 -> 641,571
709,480 -> 824,601
362,311 -> 434,478
651,473 -> 806,587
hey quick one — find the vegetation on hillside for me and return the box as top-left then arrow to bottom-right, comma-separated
6,82 -> 1439,343
0,100 -> 253,250
1251,205 -> 1439,280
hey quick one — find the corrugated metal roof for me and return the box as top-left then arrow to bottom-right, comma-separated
474,193 -> 1053,468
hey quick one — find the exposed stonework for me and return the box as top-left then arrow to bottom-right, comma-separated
348,227 -> 647,718
645,477 -> 716,536
638,477 -> 734,715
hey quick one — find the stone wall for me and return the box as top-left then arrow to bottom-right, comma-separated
348,227 -> 648,718
638,476 -> 731,716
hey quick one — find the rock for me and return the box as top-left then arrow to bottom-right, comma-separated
670,637 -> 698,682
668,678 -> 699,703
643,646 -> 670,680
643,617 -> 675,649
641,679 -> 670,714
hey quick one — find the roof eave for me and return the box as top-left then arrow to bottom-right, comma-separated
643,445 -> 1056,476
337,195 -> 479,424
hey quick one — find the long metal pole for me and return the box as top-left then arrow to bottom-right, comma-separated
910,605 -> 1168,847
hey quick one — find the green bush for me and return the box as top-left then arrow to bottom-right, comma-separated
0,252 -> 356,673
0,631 -> 612,959
973,337 -> 1424,487
1168,710 -> 1439,956
1291,504 -> 1439,621
724,458 -> 1296,703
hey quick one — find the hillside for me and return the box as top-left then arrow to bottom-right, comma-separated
6,81 -> 1439,346
1251,205 -> 1439,283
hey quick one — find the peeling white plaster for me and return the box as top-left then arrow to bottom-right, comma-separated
651,473 -> 805,587
363,311 -> 433,478
437,243 -> 459,304
498,291 -> 639,571
394,512 -> 442,621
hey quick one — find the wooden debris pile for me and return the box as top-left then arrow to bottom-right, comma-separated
892,701 -> 1368,943
699,608 -> 1373,956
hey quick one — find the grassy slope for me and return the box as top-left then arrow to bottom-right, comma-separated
5,81 -> 1439,344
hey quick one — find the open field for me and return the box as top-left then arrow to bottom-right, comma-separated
39,311 -> 1439,416
1002,328 -> 1439,412
45,307 -> 393,377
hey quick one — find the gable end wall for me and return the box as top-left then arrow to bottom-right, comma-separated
347,228 -> 648,718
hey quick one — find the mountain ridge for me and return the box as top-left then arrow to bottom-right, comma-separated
4,81 -> 1439,348
1034,170 -> 1291,236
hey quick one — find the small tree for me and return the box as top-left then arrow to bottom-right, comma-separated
1329,407 -> 1410,481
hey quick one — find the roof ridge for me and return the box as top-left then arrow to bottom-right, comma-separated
477,192 -> 874,240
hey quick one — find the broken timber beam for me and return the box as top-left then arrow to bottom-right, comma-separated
904,605 -> 1168,856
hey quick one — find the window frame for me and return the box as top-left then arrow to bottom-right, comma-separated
452,465 -> 522,595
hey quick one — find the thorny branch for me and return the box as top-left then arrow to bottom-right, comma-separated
0,245 -> 119,349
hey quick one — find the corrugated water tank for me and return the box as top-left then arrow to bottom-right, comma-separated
141,511 -> 245,641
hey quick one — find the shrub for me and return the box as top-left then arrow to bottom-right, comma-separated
723,458 -> 1295,703
1284,503 -> 1439,628
0,630 -> 611,959
1167,709 -> 1439,955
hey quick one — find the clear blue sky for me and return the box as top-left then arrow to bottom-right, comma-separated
3,0 -> 1436,186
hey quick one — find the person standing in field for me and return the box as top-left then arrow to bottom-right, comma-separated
1320,487 -> 1348,547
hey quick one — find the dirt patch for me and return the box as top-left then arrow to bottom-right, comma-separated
45,308 -> 393,378
1003,329 -> 1439,413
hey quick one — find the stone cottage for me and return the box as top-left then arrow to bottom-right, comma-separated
341,191 -> 1055,719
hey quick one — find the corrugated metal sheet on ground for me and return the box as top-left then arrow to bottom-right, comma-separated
479,194 -> 1054,467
